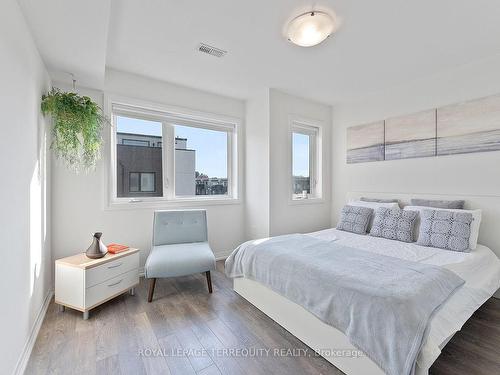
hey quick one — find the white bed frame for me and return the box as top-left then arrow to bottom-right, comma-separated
234,277 -> 388,375
233,191 -> 500,375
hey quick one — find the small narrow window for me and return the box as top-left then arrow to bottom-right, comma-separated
122,139 -> 150,147
291,122 -> 320,200
128,172 -> 156,192
293,132 -> 311,196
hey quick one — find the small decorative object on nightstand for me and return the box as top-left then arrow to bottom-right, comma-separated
85,232 -> 108,259
55,248 -> 139,319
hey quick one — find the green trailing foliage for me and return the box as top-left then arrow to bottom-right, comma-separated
41,88 -> 107,172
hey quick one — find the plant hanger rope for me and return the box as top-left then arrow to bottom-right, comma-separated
70,72 -> 76,91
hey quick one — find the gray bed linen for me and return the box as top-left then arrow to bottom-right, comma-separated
225,234 -> 464,375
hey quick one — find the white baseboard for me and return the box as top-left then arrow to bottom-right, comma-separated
215,248 -> 231,261
14,290 -> 53,375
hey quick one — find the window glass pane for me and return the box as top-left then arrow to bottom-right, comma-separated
174,125 -> 228,196
122,139 -> 150,147
140,173 -> 155,192
292,132 -> 310,195
116,116 -> 163,197
129,172 -> 139,192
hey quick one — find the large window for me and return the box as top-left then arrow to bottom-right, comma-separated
291,122 -> 320,200
111,101 -> 237,204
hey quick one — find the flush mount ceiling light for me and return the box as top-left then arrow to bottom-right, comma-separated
287,11 -> 335,47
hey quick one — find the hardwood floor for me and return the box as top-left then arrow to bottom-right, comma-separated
26,261 -> 500,375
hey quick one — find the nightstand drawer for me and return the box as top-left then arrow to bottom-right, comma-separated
85,269 -> 138,309
86,252 -> 139,288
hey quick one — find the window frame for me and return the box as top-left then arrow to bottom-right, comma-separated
289,116 -> 323,203
105,95 -> 241,209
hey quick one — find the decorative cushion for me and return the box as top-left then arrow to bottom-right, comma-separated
416,209 -> 473,252
337,205 -> 373,234
410,198 -> 465,209
369,207 -> 418,243
361,197 -> 400,204
145,242 -> 216,278
348,200 -> 400,231
405,206 -> 481,249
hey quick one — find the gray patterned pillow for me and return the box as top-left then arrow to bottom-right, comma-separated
370,207 -> 418,242
361,197 -> 400,204
337,205 -> 373,234
411,198 -> 465,209
416,209 -> 473,252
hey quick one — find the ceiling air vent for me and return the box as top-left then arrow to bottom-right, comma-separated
198,43 -> 227,58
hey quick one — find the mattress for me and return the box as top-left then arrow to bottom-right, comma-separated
309,228 -> 500,372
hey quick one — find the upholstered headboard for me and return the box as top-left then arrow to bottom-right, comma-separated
346,191 -> 500,260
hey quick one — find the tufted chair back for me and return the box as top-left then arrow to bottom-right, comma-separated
152,210 -> 208,246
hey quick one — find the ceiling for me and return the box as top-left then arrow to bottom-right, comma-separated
19,0 -> 500,104
18,0 -> 111,89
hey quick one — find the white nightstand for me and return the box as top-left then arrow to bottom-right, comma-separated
55,248 -> 140,319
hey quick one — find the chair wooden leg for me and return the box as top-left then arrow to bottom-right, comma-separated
205,271 -> 213,293
148,278 -> 156,302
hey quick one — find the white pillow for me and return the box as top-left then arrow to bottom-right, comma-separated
347,200 -> 400,230
404,205 -> 482,250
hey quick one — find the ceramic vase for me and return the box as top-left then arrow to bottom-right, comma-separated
85,232 -> 108,259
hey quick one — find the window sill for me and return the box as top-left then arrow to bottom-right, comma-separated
105,197 -> 241,211
288,197 -> 325,206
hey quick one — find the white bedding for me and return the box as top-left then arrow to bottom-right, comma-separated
309,228 -> 500,372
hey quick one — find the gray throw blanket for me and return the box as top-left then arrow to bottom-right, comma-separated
225,234 -> 464,375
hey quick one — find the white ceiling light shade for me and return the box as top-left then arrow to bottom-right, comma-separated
287,11 -> 336,47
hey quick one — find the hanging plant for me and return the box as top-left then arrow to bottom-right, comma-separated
41,87 -> 107,172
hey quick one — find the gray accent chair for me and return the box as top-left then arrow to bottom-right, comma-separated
145,210 -> 216,302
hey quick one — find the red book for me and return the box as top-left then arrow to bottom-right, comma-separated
107,243 -> 129,254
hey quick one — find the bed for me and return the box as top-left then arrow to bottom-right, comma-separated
225,193 -> 500,375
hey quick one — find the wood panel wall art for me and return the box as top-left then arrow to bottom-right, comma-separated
437,94 -> 500,156
385,109 -> 436,160
346,94 -> 500,164
346,121 -> 385,163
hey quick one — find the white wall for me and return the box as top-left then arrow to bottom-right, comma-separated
269,89 -> 333,236
244,90 -> 270,239
244,89 -> 333,239
332,55 -> 500,225
52,69 -> 246,269
0,1 -> 52,374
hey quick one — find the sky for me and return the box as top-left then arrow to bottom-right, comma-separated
293,132 -> 310,177
175,125 -> 227,178
116,116 -> 227,178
